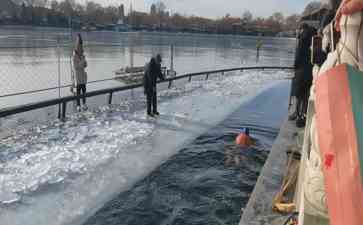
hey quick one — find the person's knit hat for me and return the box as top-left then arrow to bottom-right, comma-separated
74,33 -> 84,55
156,54 -> 162,63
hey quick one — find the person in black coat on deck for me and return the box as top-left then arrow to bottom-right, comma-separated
289,23 -> 315,127
144,54 -> 165,117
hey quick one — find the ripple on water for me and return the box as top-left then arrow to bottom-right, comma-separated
82,128 -> 272,225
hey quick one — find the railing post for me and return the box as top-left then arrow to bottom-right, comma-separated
205,73 -> 209,80
58,104 -> 62,119
168,80 -> 172,89
131,88 -> 134,99
62,102 -> 67,119
108,92 -> 113,104
189,75 -> 192,82
222,71 -> 224,75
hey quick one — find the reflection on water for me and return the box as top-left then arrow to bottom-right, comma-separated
225,144 -> 252,168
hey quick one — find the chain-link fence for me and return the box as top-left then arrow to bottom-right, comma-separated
0,29 -> 131,109
0,27 -> 71,97
0,31 -> 179,110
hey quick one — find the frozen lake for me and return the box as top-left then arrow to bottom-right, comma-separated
0,28 -> 294,225
0,27 -> 295,109
0,69 -> 291,225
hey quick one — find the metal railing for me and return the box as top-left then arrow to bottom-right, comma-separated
0,68 -> 169,99
0,78 -> 116,99
0,66 -> 293,119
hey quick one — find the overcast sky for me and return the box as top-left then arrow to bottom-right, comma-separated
71,0 -> 314,18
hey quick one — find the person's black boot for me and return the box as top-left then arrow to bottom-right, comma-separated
153,111 -> 160,116
296,116 -> 306,128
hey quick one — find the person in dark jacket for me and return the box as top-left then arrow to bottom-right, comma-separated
289,23 -> 315,127
144,54 -> 165,116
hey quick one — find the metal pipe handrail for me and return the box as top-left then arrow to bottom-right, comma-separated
0,78 -> 117,98
0,66 -> 292,98
0,66 -> 293,119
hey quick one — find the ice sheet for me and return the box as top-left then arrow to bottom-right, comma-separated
0,70 -> 290,225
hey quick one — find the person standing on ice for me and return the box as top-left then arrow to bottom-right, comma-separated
72,34 -> 88,112
143,54 -> 165,117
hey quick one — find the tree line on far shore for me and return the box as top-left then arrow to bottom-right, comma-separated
2,0 -> 321,36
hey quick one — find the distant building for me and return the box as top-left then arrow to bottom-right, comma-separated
232,22 -> 243,34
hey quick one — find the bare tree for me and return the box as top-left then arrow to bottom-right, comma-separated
150,3 -> 156,15
50,0 -> 58,11
20,0 -> 47,7
155,1 -> 166,15
7,0 -> 304,35
242,10 -> 253,23
119,4 -> 125,19
284,14 -> 300,30
58,0 -> 76,16
272,12 -> 284,24
85,1 -> 103,23
35,0 -> 48,7
74,3 -> 85,18
303,1 -> 322,16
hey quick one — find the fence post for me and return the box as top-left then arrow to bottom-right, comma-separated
57,36 -> 62,119
62,102 -> 67,119
108,92 -> 113,104
205,73 -> 209,80
58,106 -> 61,119
131,88 -> 134,99
168,80 -> 172,89
189,75 -> 192,82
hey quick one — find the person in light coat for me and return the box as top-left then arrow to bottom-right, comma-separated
72,34 -> 88,111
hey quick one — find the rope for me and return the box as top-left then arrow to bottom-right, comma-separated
335,12 -> 363,69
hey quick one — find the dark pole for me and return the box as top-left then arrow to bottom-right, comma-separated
331,0 -> 342,11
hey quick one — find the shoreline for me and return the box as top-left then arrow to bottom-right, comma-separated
0,25 -> 296,39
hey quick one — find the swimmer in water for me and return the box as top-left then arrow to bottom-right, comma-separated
225,128 -> 255,168
235,128 -> 255,147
